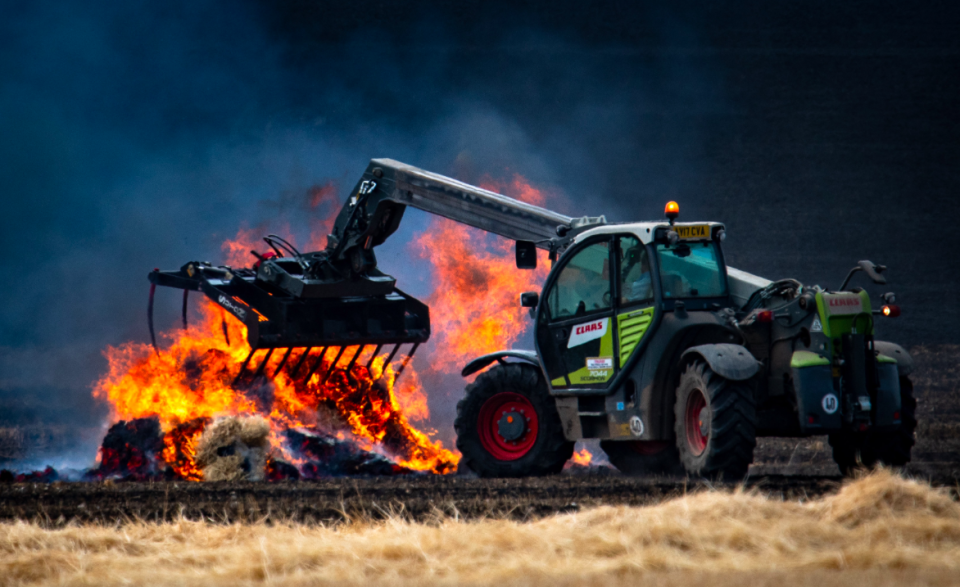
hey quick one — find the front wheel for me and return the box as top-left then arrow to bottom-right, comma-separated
673,360 -> 757,480
455,363 -> 574,477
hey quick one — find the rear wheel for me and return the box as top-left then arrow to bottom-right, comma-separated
455,363 -> 573,477
600,440 -> 684,476
673,361 -> 756,480
829,376 -> 917,475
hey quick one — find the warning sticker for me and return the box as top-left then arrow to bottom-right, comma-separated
822,393 -> 839,414
586,357 -> 614,370
811,316 -> 823,332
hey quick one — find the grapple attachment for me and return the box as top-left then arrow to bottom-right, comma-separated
147,252 -> 429,386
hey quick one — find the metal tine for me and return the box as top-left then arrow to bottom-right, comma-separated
232,348 -> 256,387
220,310 -> 231,346
181,289 -> 189,329
345,345 -> 364,372
392,342 -> 420,385
290,346 -> 314,377
272,347 -> 294,378
304,347 -> 332,382
374,344 -> 403,384
365,344 -> 383,369
318,346 -> 347,385
148,282 -> 159,354
251,347 -> 275,382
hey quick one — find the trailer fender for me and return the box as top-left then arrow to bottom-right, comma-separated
681,343 -> 760,381
873,341 -> 914,376
461,350 -> 541,378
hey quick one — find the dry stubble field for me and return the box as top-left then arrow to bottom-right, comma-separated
1,345 -> 959,586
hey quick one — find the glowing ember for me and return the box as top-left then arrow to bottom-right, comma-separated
569,447 -> 593,467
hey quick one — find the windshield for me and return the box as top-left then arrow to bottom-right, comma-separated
655,241 -> 727,299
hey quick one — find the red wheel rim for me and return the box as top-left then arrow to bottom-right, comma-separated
685,388 -> 709,456
477,392 -> 539,461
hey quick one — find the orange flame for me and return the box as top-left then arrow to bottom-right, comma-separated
94,301 -> 458,477
94,172 -> 560,479
570,447 -> 593,466
412,174 -> 554,373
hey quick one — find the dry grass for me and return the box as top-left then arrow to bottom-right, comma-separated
2,469 -> 959,586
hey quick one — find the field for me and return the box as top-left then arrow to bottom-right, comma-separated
1,345 -> 958,585
3,470 -> 960,586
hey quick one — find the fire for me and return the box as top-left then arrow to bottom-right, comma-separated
412,174 -> 554,373
570,447 -> 593,467
94,300 -> 458,478
93,172 -> 564,480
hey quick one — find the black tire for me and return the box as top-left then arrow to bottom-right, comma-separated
829,375 -> 917,475
600,440 -> 684,476
455,363 -> 574,478
673,360 -> 757,480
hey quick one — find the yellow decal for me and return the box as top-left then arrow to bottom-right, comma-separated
674,225 -> 710,240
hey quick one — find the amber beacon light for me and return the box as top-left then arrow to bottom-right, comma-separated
665,201 -> 680,223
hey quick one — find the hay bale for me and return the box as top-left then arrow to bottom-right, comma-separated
196,416 -> 270,482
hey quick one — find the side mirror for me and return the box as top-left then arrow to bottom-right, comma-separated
520,292 -> 539,308
839,260 -> 888,290
515,241 -> 537,269
858,260 -> 887,284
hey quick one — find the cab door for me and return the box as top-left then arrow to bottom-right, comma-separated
614,235 -> 657,372
536,237 -> 618,391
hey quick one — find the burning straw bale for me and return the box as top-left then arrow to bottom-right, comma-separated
195,416 -> 270,482
2,470 -> 959,586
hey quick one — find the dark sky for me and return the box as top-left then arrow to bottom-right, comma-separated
1,0 -> 958,459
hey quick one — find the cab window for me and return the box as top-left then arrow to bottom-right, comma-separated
619,236 -> 653,305
547,241 -> 611,319
656,241 -> 727,298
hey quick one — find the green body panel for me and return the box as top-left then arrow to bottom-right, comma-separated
815,290 -> 873,341
551,324 -> 616,386
790,350 -> 831,368
616,307 -> 654,366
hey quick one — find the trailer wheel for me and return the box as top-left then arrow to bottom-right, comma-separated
829,376 -> 917,475
600,440 -> 684,476
673,360 -> 756,479
455,363 -> 573,478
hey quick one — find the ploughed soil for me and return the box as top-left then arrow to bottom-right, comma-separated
1,345 -> 957,525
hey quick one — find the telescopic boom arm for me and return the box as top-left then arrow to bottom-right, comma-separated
328,158 -> 605,265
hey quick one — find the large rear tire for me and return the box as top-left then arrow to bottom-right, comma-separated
829,376 -> 917,475
455,363 -> 574,478
673,360 -> 756,480
600,440 -> 684,476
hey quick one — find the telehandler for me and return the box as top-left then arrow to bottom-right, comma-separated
148,159 -> 915,479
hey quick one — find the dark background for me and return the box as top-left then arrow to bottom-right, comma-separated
2,0 -> 958,465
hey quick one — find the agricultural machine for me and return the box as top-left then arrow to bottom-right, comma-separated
149,159 -> 915,479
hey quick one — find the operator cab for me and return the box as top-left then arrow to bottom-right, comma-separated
532,201 -> 729,395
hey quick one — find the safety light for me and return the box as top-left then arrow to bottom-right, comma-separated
881,304 -> 901,317
665,201 -> 680,223
757,310 -> 773,323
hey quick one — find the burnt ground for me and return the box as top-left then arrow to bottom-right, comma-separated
1,344 -> 957,525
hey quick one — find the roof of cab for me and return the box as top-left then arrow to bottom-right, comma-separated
573,221 -> 725,245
